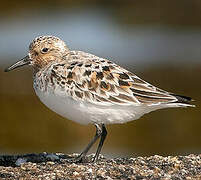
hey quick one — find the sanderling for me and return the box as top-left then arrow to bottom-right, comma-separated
5,35 -> 195,162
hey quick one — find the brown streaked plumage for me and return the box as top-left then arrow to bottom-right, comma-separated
42,51 -> 182,105
4,35 -> 195,163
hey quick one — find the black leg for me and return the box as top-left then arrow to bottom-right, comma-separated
93,124 -> 107,162
67,123 -> 102,163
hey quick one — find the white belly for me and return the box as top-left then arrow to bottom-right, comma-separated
35,84 -> 160,124
34,85 -> 169,125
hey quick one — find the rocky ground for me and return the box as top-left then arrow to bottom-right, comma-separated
0,153 -> 200,179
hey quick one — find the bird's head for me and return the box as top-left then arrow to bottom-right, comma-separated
5,35 -> 69,72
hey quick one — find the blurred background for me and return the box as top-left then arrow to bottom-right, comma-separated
0,0 -> 200,158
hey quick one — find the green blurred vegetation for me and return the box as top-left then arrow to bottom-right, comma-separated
0,65 -> 200,157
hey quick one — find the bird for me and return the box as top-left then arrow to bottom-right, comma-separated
4,35 -> 195,163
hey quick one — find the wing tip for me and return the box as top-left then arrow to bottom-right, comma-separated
170,94 -> 195,107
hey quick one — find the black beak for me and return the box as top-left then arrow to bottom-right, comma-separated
4,55 -> 31,72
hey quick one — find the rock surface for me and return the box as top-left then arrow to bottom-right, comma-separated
0,153 -> 200,179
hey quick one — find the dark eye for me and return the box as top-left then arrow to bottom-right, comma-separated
41,48 -> 49,53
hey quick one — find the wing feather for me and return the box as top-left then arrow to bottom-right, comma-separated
49,51 -> 177,106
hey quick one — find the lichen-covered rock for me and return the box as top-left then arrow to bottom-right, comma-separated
0,153 -> 200,179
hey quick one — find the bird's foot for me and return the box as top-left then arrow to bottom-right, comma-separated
64,154 -> 88,163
